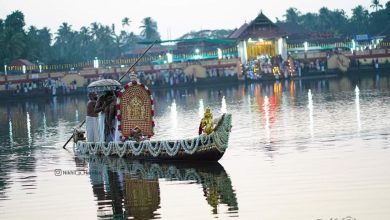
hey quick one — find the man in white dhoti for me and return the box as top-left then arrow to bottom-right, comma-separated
86,93 -> 99,142
95,92 -> 109,142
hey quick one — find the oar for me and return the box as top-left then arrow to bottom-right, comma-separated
63,41 -> 157,149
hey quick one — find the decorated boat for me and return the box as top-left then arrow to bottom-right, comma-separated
73,78 -> 232,161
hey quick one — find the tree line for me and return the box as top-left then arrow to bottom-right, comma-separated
0,11 -> 161,67
278,0 -> 390,37
1,1 -> 390,68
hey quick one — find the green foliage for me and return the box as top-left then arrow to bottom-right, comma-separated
279,3 -> 390,37
139,17 -> 160,41
0,11 -> 160,67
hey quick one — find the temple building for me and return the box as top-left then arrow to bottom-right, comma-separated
229,12 -> 288,64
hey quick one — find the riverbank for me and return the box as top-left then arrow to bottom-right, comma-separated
1,66 -> 390,102
0,76 -> 239,102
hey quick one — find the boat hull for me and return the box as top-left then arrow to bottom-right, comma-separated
73,114 -> 232,162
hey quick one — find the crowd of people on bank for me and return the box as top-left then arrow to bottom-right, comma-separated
243,55 -> 330,79
3,78 -> 82,95
134,67 -> 237,87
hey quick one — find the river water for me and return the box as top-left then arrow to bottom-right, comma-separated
1,75 -> 390,220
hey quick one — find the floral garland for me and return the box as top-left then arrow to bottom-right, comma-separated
73,113 -> 232,157
103,142 -> 113,156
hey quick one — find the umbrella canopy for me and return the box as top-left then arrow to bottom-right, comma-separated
87,79 -> 121,93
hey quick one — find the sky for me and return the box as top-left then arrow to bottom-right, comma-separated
0,0 -> 383,39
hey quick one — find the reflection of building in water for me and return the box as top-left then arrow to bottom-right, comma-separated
82,156 -> 238,219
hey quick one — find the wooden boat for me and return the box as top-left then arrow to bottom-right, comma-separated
74,79 -> 232,161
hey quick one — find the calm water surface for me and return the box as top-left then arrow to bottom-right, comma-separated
1,75 -> 390,220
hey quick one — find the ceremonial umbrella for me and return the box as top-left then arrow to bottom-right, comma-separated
87,79 -> 121,93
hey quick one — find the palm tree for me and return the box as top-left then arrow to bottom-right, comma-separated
370,0 -> 383,11
139,17 -> 160,41
54,22 -> 74,62
122,17 -> 130,28
284,8 -> 301,24
350,5 -> 370,34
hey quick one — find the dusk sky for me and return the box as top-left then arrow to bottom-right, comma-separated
0,0 -> 381,39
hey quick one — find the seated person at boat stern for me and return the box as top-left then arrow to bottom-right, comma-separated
86,92 -> 99,142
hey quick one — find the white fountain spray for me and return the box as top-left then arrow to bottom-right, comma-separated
308,89 -> 314,138
263,96 -> 271,145
198,99 -> 204,119
27,112 -> 32,148
355,86 -> 361,132
221,96 -> 227,114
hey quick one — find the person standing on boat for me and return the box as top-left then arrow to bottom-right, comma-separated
95,92 -> 110,142
86,92 -> 99,142
105,91 -> 119,142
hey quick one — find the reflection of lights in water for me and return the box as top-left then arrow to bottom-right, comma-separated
221,96 -> 227,113
27,112 -> 32,147
199,99 -> 204,119
9,119 -> 13,146
43,113 -> 47,135
171,100 -> 177,129
308,90 -> 314,138
263,96 -> 270,145
75,110 -> 79,122
355,86 -> 361,132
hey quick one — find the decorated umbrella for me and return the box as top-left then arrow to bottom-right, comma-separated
87,79 -> 121,93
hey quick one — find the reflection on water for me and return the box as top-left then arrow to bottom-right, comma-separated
355,86 -> 361,132
198,99 -> 204,119
263,96 -> 271,145
0,75 -> 390,219
27,112 -> 32,148
76,156 -> 238,219
43,113 -> 47,136
8,119 -> 13,146
355,86 -> 362,132
221,96 -> 227,114
75,110 -> 79,123
308,89 -> 314,138
170,100 -> 178,132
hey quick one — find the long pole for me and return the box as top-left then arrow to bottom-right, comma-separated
63,41 -> 157,149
